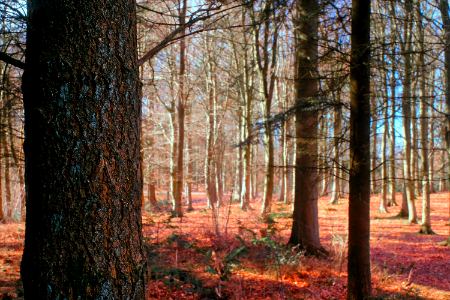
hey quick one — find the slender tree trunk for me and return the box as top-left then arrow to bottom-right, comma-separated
277,118 -> 286,202
21,1 -> 146,296
412,90 -> 420,199
233,111 -> 243,202
402,0 -> 418,224
251,3 -> 279,218
330,96 -> 342,204
239,32 -> 253,209
347,0 -> 373,297
173,0 -> 187,217
388,60 -> 397,206
371,93 -> 378,194
380,84 -> 388,213
186,132 -> 194,211
205,79 -> 217,209
417,2 -> 433,234
283,119 -> 290,203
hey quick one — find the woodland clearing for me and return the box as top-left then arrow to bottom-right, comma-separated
1,192 -> 450,300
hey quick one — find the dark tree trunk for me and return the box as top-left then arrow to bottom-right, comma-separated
347,0 -> 372,298
439,0 -> 450,245
21,1 -> 147,298
288,0 -> 324,255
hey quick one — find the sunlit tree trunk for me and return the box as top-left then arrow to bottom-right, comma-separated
172,0 -> 188,217
205,68 -> 217,209
186,132 -> 194,211
233,110 -> 243,203
417,1 -> 433,234
401,0 -> 418,224
250,2 -> 279,218
237,24 -> 253,209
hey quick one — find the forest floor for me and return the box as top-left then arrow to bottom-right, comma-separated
1,192 -> 450,299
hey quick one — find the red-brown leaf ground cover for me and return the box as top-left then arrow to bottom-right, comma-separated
1,192 -> 450,299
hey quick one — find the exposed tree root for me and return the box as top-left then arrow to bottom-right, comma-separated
395,209 -> 408,218
328,197 -> 340,205
438,237 -> 450,246
418,224 -> 435,235
402,218 -> 419,225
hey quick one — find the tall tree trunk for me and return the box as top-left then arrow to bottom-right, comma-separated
411,87 -> 420,199
417,2 -> 433,234
0,65 -> 4,222
239,30 -> 253,210
288,0 -> 324,255
379,30 -> 389,213
277,118 -> 286,202
330,96 -> 342,205
21,0 -> 146,297
233,111 -> 243,202
186,132 -> 194,211
371,93 -> 378,194
173,0 -> 187,217
439,0 -> 450,246
250,2 -> 279,218
401,0 -> 418,224
347,0 -> 372,297
388,47 -> 397,206
205,77 -> 217,209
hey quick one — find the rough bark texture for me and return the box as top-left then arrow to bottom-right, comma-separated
0,65 -> 4,222
21,1 -> 147,298
347,0 -> 372,297
288,0 -> 323,255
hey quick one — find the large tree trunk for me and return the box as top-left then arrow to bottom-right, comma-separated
21,0 -> 146,297
0,65 -> 4,222
347,0 -> 372,297
439,0 -> 450,246
288,0 -> 324,255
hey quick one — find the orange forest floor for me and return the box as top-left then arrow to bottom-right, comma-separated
1,192 -> 450,299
